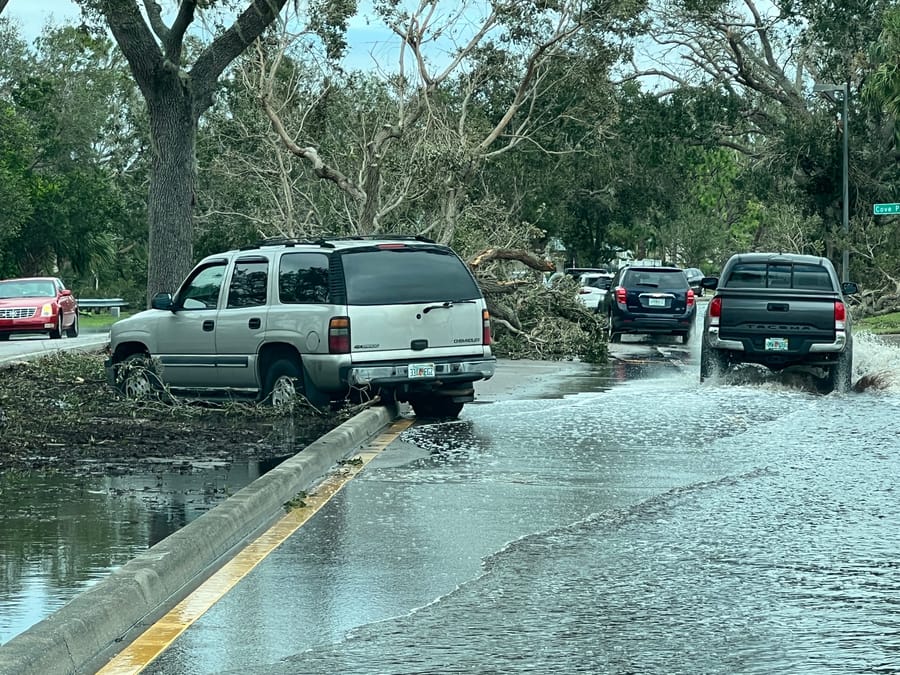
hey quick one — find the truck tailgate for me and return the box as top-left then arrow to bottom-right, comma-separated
719,294 -> 835,346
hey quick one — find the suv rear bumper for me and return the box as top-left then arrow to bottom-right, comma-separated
346,356 -> 496,387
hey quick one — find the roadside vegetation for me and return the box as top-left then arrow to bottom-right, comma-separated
0,352 -> 349,473
857,311 -> 900,334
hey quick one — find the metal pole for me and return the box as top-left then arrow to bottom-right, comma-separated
841,82 -> 849,283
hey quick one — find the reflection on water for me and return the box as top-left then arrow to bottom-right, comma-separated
0,450 -> 290,644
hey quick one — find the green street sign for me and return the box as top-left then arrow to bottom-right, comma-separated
874,203 -> 900,215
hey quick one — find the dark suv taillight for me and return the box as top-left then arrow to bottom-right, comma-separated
687,289 -> 695,308
328,316 -> 350,353
615,287 -> 626,304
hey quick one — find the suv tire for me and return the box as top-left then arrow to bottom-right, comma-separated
606,314 -> 621,343
410,395 -> 464,420
263,358 -> 303,407
117,354 -> 162,399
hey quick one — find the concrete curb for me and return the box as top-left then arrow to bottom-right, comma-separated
0,403 -> 398,675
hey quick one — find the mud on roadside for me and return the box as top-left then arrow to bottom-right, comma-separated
0,352 -> 349,474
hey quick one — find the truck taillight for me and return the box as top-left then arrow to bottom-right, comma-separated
709,296 -> 722,327
615,287 -> 626,304
482,309 -> 492,345
834,301 -> 846,330
687,289 -> 695,307
328,316 -> 350,353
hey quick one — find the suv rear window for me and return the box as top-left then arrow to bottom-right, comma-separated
622,269 -> 688,290
342,247 -> 481,305
727,263 -> 833,291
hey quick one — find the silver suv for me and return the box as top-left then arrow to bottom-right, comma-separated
105,236 -> 496,418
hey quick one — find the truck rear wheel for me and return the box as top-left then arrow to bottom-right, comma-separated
819,349 -> 853,394
700,341 -> 728,381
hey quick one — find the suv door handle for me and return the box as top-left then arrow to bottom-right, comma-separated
248,318 -> 261,329
202,320 -> 215,331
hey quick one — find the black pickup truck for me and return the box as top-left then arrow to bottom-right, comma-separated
699,252 -> 859,393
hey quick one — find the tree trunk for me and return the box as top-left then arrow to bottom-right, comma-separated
146,92 -> 197,304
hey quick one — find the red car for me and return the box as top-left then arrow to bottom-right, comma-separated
0,277 -> 79,340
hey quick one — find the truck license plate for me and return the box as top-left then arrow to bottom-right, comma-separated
408,363 -> 435,378
765,337 -> 789,351
648,297 -> 666,307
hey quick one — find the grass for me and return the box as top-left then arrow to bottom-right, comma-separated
857,311 -> 900,334
79,310 -> 136,331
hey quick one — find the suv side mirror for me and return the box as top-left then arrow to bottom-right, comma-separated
151,292 -> 174,311
841,281 -> 859,296
701,277 -> 719,290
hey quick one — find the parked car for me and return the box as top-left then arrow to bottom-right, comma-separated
682,267 -> 705,296
699,252 -> 858,393
105,235 -> 496,419
0,277 -> 79,341
600,266 -> 696,343
576,271 -> 614,312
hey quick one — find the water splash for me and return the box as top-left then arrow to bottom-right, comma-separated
851,331 -> 900,392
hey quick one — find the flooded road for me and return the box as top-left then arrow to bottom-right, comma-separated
145,332 -> 900,674
0,457 -> 287,644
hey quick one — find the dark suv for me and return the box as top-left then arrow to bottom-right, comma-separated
601,266 -> 696,343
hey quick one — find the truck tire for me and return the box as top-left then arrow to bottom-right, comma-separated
699,340 -> 728,381
819,349 -> 853,394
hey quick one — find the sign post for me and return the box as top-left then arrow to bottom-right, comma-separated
874,203 -> 900,215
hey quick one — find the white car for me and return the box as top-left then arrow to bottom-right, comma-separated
576,272 -> 613,312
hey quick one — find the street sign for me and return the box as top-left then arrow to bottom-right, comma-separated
874,203 -> 900,215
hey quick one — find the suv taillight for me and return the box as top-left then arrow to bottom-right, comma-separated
709,296 -> 722,326
328,316 -> 350,353
834,301 -> 846,330
482,309 -> 492,345
687,289 -> 695,307
615,287 -> 626,304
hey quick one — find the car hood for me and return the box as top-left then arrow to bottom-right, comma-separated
0,296 -> 55,307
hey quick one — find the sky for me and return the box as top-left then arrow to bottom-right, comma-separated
2,0 -> 468,74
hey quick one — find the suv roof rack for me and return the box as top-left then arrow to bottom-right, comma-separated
246,238 -> 336,249
323,234 -> 436,244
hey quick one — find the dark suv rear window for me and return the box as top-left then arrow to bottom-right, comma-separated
342,247 -> 481,305
622,269 -> 688,290
727,263 -> 834,291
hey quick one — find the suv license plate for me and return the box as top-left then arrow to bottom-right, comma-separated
408,363 -> 435,378
765,337 -> 789,351
648,297 -> 666,307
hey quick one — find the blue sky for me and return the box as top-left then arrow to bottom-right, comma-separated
3,0 -> 460,73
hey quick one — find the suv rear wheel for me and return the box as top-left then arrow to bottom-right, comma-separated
606,313 -> 621,343
410,395 -> 464,420
263,358 -> 303,407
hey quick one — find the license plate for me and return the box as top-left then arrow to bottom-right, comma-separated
648,297 -> 666,307
765,337 -> 789,351
408,363 -> 435,378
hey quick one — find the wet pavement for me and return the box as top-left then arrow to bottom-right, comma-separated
141,332 -> 900,674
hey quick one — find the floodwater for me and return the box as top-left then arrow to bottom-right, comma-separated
145,331 -> 900,675
0,455 -> 289,644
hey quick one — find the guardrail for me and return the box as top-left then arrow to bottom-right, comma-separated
79,298 -> 129,317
